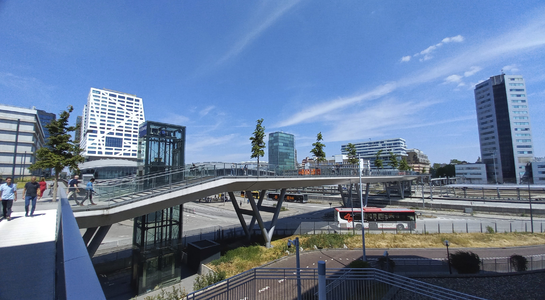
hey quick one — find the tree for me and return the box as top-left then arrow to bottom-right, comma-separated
388,151 -> 399,169
399,157 -> 411,171
29,106 -> 84,201
310,132 -> 326,165
346,143 -> 359,165
250,118 -> 266,177
374,150 -> 384,169
421,167 -> 427,174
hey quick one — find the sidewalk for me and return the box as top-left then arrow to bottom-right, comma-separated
0,209 -> 58,300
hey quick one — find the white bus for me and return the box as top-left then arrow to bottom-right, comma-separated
334,207 -> 416,231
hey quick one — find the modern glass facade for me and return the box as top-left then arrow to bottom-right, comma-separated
268,132 -> 295,173
36,109 -> 56,143
132,120 -> 186,294
474,74 -> 534,183
340,138 -> 407,169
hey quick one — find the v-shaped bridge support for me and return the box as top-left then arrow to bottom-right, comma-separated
228,188 -> 287,248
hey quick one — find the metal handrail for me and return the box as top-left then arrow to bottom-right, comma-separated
56,188 -> 106,299
187,267 -> 486,300
74,163 -> 419,212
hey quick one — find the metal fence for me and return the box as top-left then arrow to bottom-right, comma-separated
186,267 -> 486,300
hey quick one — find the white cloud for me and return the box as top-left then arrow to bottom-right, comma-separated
276,13 -> 545,130
274,82 -> 396,127
442,35 -> 464,43
444,74 -> 463,83
410,35 -> 465,62
217,1 -> 301,65
464,66 -> 482,77
401,55 -> 411,62
160,113 -> 190,125
502,64 -> 520,73
199,105 -> 215,117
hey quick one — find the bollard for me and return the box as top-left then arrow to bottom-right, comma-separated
318,261 -> 326,300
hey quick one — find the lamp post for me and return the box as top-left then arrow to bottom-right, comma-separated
492,151 -> 498,185
358,156 -> 367,262
444,240 -> 452,274
526,175 -> 534,233
288,237 -> 301,300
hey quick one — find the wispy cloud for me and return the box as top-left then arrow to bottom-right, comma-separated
274,83 -> 396,127
160,113 -> 190,125
502,64 -> 520,73
444,74 -> 463,83
280,12 -> 545,132
407,34 -> 465,62
464,66 -> 482,77
216,1 -> 301,65
199,105 -> 215,117
0,72 -> 55,109
324,98 -> 440,142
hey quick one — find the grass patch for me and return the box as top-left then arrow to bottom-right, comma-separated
208,232 -> 545,278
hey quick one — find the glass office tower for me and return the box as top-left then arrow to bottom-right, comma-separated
132,121 -> 186,294
474,74 -> 534,183
268,132 -> 296,174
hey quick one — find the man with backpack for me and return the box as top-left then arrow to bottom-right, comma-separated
66,175 -> 80,205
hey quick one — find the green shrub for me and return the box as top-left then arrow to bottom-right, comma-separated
348,260 -> 371,268
302,233 -> 350,249
449,251 -> 480,274
510,254 -> 528,272
193,270 -> 226,291
141,285 -> 187,300
210,245 -> 262,265
486,226 -> 495,234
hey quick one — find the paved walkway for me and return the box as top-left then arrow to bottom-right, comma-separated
264,245 -> 545,275
0,208 -> 58,300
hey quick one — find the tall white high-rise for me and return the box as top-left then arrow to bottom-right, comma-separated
80,88 -> 145,160
474,74 -> 534,184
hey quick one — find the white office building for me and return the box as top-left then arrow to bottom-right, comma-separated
0,104 -> 46,178
474,74 -> 534,184
80,88 -> 145,160
455,164 -> 487,184
340,138 -> 407,169
531,158 -> 545,185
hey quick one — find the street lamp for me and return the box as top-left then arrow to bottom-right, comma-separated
287,237 -> 301,300
492,151 -> 498,185
444,240 -> 452,274
358,156 -> 367,262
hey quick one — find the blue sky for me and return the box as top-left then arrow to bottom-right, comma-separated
2,1 -> 545,165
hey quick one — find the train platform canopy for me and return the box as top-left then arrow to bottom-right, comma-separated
446,184 -> 545,190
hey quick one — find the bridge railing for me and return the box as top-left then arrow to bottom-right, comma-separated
87,163 -> 418,208
186,267 -> 486,300
56,187 -> 106,299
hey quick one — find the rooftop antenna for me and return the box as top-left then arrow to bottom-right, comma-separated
501,69 -> 504,75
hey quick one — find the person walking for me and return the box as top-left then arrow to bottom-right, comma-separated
38,177 -> 47,200
0,177 -> 17,221
81,178 -> 97,206
66,175 -> 80,205
23,176 -> 40,217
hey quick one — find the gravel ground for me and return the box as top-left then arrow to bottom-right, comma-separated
412,271 -> 545,300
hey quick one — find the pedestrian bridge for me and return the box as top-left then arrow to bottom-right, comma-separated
72,165 -> 419,229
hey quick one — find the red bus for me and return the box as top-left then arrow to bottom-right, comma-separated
334,207 -> 416,231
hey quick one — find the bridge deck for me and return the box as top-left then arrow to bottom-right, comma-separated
0,209 -> 57,300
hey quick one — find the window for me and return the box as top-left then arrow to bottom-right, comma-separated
516,139 -> 531,143
514,122 -> 529,125
512,100 -> 527,103
513,105 -> 527,108
513,116 -> 528,120
518,151 -> 533,154
511,94 -> 525,97
515,128 -> 530,131
517,145 -> 532,148
105,137 -> 123,148
92,90 -> 100,94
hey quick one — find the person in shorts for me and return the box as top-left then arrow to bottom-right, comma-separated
0,177 -> 17,220
23,176 -> 40,216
